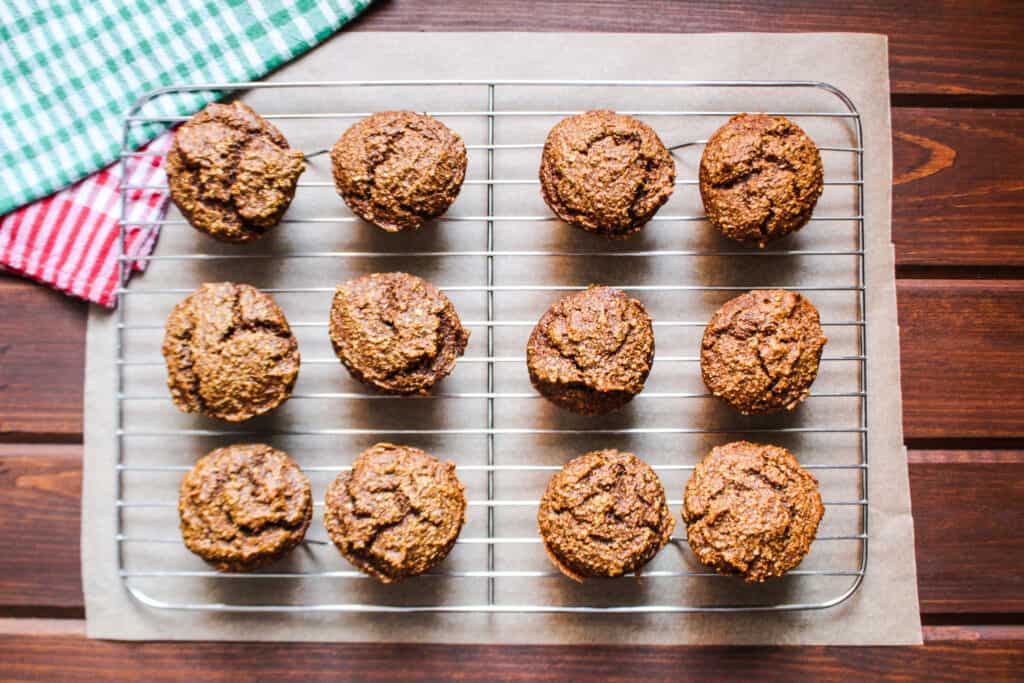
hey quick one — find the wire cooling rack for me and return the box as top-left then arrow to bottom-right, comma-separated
114,80 -> 867,613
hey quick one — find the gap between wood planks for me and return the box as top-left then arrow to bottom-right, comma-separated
891,94 -> 1024,109
896,266 -> 1024,280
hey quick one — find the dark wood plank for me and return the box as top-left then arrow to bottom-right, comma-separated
0,632 -> 1022,682
351,0 -> 1024,96
898,280 -> 1024,440
0,275 -> 85,441
893,109 -> 1024,267
909,453 -> 1024,614
0,446 -> 82,613
3,448 -> 1021,616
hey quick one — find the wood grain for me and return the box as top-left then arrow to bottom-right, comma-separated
1,634 -> 1022,682
0,446 -> 83,612
0,275 -> 86,441
349,0 -> 1024,97
912,458 -> 1024,614
898,280 -> 1024,440
893,109 -> 1024,267
2,448 -> 1020,616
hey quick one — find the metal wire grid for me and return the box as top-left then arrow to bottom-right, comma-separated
114,80 -> 868,613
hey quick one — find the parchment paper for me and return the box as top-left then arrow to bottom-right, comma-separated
83,32 -> 921,644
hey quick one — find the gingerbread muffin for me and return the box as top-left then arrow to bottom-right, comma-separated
330,111 -> 467,232
539,110 -> 676,238
538,449 -> 675,581
699,113 -> 823,246
324,443 -> 466,583
328,272 -> 469,395
527,286 -> 655,415
178,443 -> 312,572
682,441 -> 824,582
701,289 -> 827,415
166,101 -> 305,243
162,282 -> 300,422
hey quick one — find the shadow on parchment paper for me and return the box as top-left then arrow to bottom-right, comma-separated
533,571 -> 669,611
345,386 -> 450,432
178,221 -> 465,287
327,565 -> 463,609
528,394 -> 646,433
693,248 -> 813,293
682,564 -> 807,608
497,220 -> 660,292
563,237 -> 658,293
198,581 -> 454,631
180,528 -> 463,612
698,395 -> 816,432
196,561 -> 307,609
345,215 -> 465,260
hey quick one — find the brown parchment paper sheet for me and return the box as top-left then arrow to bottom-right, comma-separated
83,32 -> 921,644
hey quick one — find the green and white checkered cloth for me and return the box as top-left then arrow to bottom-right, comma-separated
0,0 -> 371,215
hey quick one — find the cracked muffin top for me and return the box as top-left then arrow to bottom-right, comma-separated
526,286 -> 655,415
701,289 -> 827,415
328,272 -> 469,395
166,101 -> 305,243
683,441 -> 824,582
538,449 -> 675,581
324,442 -> 466,583
699,113 -> 823,247
179,443 -> 312,572
330,111 -> 467,232
162,282 -> 300,422
539,110 -> 676,238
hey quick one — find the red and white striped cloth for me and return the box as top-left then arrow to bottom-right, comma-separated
0,132 -> 174,307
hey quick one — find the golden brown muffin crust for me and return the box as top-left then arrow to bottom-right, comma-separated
700,289 -> 827,415
178,443 -> 312,572
162,282 -> 300,422
699,113 -> 823,247
682,441 -> 824,582
539,110 -> 676,238
324,443 -> 467,583
166,101 -> 305,243
538,449 -> 675,581
330,111 -> 467,232
527,286 -> 655,415
329,272 -> 469,395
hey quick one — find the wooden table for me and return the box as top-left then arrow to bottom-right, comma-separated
2,2 -> 1023,679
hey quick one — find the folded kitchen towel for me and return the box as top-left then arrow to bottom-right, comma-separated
0,0 -> 371,305
0,131 -> 172,306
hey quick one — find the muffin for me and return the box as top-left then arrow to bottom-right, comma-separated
178,443 -> 312,572
162,282 -> 300,422
328,272 -> 469,394
165,101 -> 305,243
538,449 -> 675,581
527,286 -> 655,415
700,289 -> 826,415
324,443 -> 466,583
699,113 -> 823,246
682,441 -> 824,582
539,110 -> 675,238
330,111 -> 467,232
